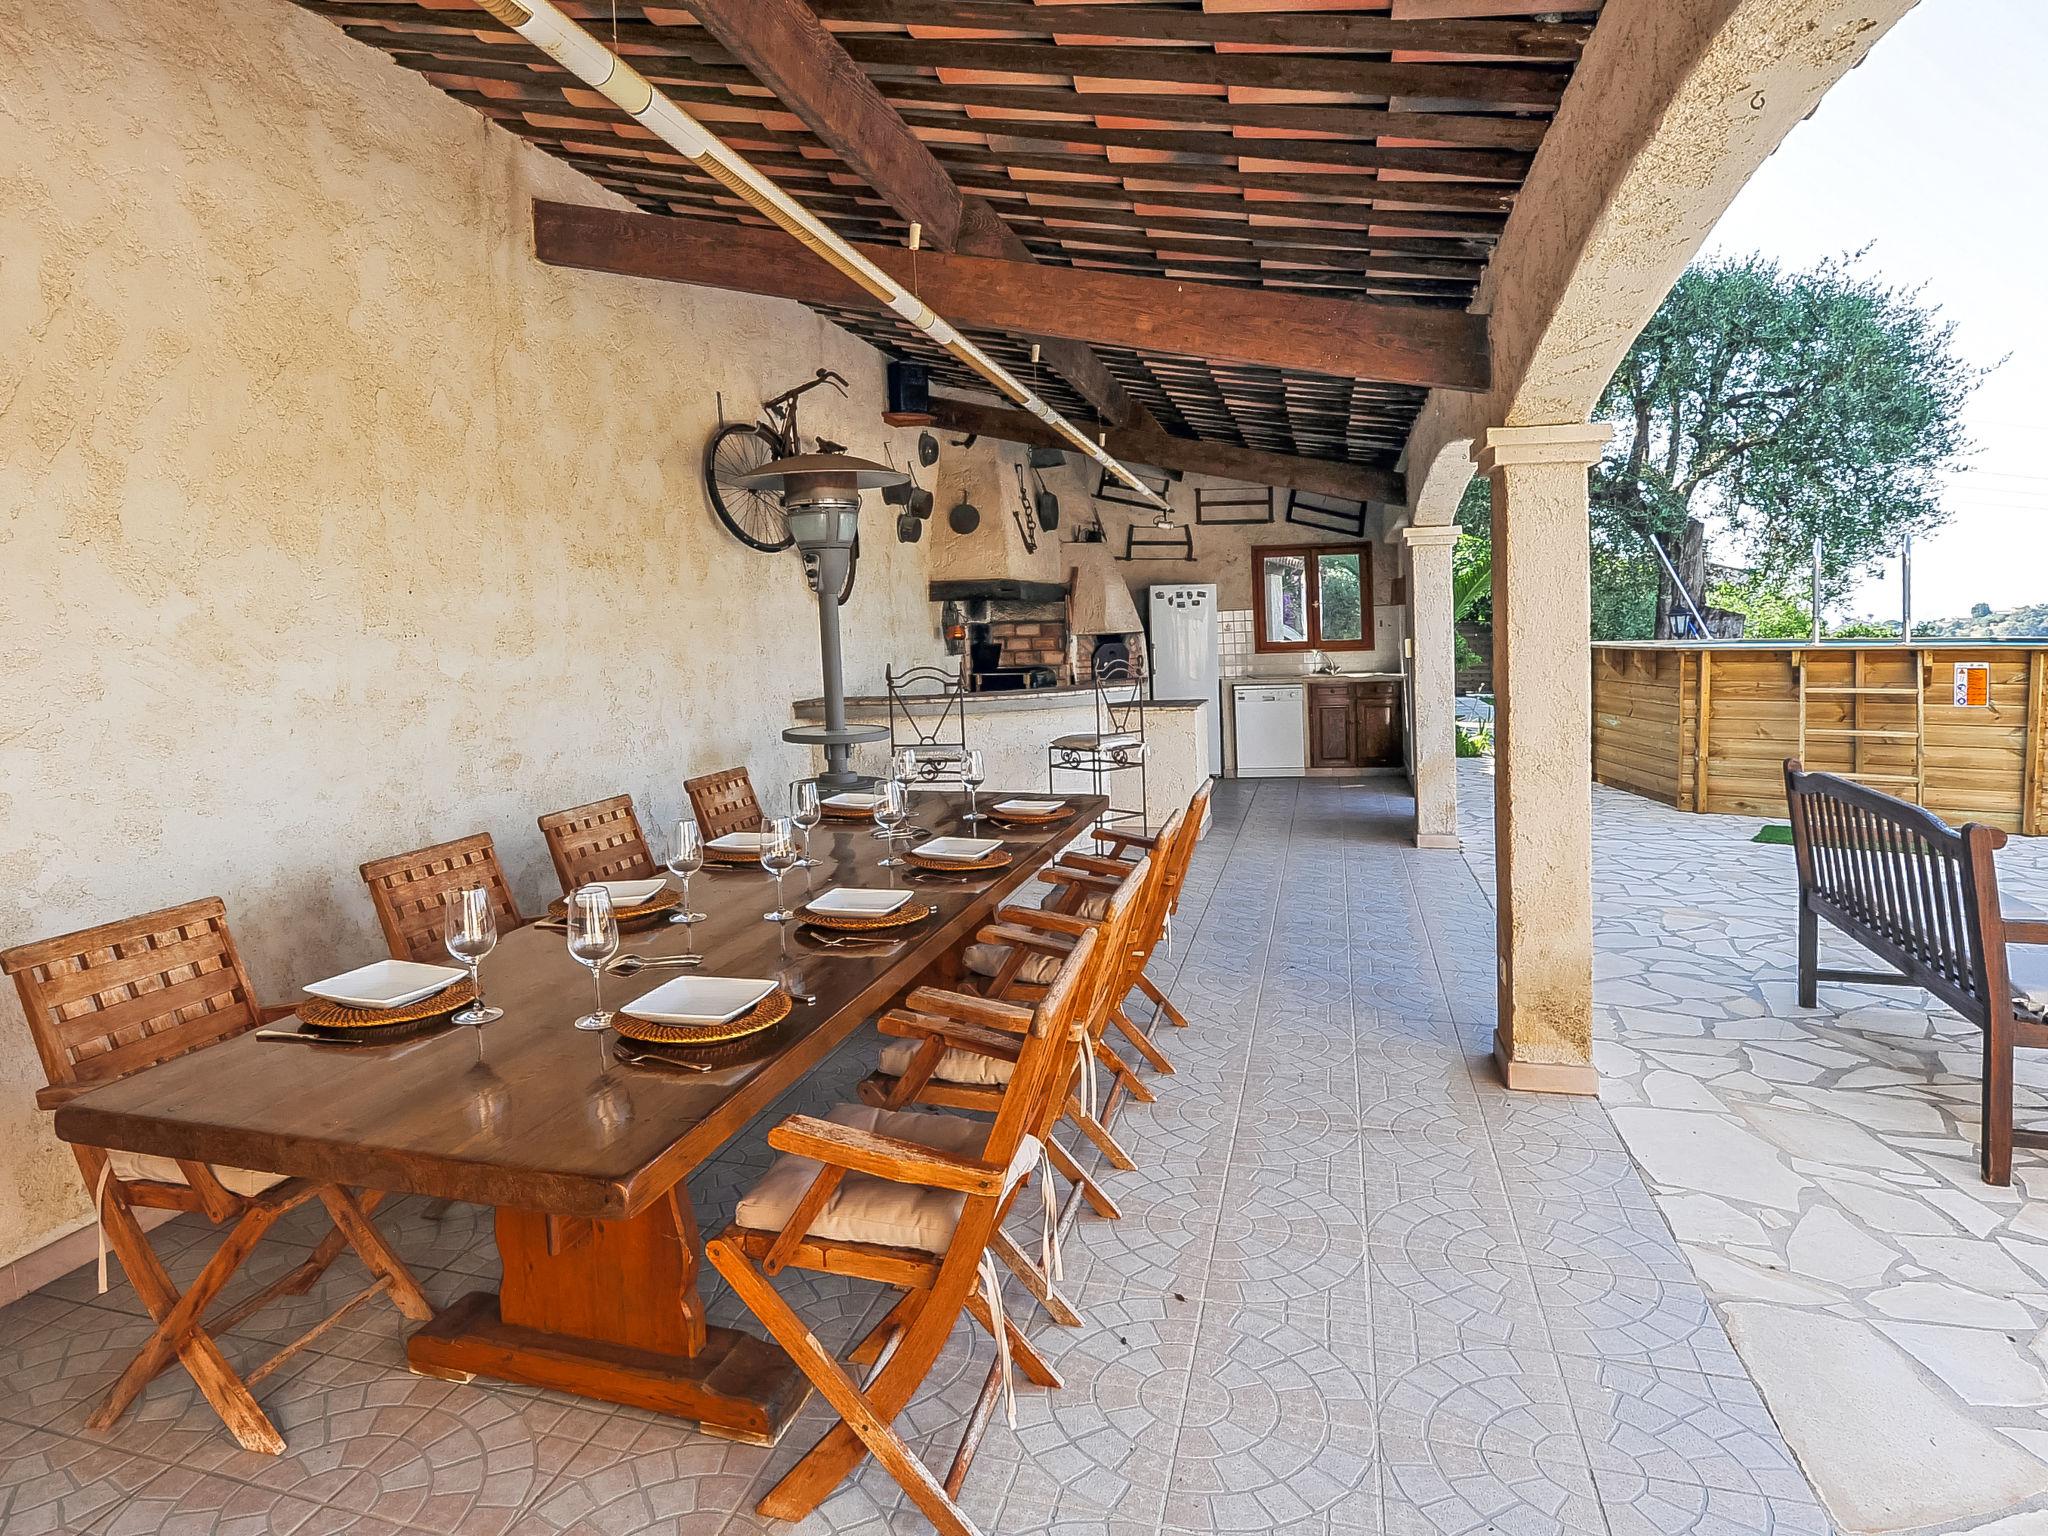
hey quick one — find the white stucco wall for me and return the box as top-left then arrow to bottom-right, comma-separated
0,0 -> 949,1266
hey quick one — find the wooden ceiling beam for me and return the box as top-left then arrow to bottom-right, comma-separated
924,395 -> 1403,506
678,0 -> 1141,428
838,37 -> 1570,106
804,0 -> 1593,59
533,201 -> 1490,392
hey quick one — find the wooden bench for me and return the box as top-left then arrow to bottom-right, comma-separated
1784,759 -> 2048,1184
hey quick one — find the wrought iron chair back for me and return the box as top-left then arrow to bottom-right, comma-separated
886,663 -> 972,782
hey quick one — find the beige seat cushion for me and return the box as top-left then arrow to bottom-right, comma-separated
735,1105 -> 1036,1254
1051,731 -> 1141,751
963,883 -> 1111,985
108,1151 -> 284,1199
877,1036 -> 1015,1088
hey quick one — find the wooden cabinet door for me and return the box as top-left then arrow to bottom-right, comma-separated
1309,685 -> 1353,768
1351,684 -> 1402,767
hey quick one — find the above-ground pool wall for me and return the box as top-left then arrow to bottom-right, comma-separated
1592,644 -> 2048,834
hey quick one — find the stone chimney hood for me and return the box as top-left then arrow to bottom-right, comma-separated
1066,555 -> 1143,635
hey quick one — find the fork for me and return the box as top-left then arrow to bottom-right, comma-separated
614,1046 -> 714,1073
607,953 -> 704,976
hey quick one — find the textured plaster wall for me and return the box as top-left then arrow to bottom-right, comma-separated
0,0 -> 945,1266
929,435 -> 1403,666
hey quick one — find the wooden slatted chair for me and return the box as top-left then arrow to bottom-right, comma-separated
707,928 -> 1102,1534
537,793 -> 656,894
1,899 -> 433,1455
684,766 -> 764,843
861,859 -> 1150,1328
1072,780 -> 1213,1037
359,832 -> 524,964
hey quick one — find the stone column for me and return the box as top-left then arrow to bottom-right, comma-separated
1400,523 -> 1464,850
1474,423 -> 1613,1096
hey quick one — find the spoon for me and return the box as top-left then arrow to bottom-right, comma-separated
607,953 -> 704,976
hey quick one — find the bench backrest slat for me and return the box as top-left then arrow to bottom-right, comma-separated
1783,760 -> 2007,1025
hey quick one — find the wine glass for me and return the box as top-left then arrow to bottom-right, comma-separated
666,817 -> 705,924
959,748 -> 987,825
790,780 -> 822,868
443,885 -> 504,1025
892,748 -> 920,786
760,817 -> 800,921
874,779 -> 911,868
565,885 -> 619,1031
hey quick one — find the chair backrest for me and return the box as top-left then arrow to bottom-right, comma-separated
1783,758 -> 2005,1023
2,897 -> 266,1105
1093,656 -> 1147,741
685,767 -> 763,842
886,665 -> 969,765
1124,812 -> 1183,970
987,926 -> 1102,1161
360,832 -> 524,964
538,793 -> 655,894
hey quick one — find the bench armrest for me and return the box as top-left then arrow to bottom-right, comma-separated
2006,918 -> 2048,946
903,986 -> 1035,1033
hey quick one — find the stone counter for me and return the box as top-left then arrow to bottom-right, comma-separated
792,691 -> 1213,828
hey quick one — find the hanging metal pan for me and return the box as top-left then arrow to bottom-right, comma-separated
947,500 -> 981,534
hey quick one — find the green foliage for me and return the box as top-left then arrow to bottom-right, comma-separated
1319,555 -> 1363,641
1594,251 -> 1980,611
1454,723 -> 1492,757
1970,601 -> 1994,619
1709,579 -> 1812,640
1450,252 -> 1982,641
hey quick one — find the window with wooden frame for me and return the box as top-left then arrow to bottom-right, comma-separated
1250,542 -> 1373,653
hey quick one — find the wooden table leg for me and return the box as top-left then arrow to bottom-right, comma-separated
405,1186 -> 809,1444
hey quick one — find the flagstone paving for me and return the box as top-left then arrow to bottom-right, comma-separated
17,769 -> 2032,1534
1458,759 -> 2048,1536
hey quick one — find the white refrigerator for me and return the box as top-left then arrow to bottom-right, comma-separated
1146,583 -> 1222,774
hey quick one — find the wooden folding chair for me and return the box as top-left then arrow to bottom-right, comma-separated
1,899 -> 433,1455
1072,779 -> 1213,1036
707,929 -> 1102,1534
860,861 -> 1150,1327
359,832 -> 525,964
537,793 -> 656,894
684,766 -> 764,842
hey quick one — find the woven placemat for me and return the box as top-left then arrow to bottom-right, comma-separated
298,976 -> 477,1030
613,987 -> 793,1046
822,804 -> 879,822
703,846 -> 768,866
547,887 -> 682,925
907,848 -> 1012,873
798,900 -> 934,932
988,807 -> 1067,826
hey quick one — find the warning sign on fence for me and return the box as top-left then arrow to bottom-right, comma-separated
1954,662 -> 1991,708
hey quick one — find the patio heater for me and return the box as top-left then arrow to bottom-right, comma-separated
737,452 -> 906,790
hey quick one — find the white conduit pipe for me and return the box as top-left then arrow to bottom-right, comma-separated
477,0 -> 1171,510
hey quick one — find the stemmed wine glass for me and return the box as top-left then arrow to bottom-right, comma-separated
873,779 -> 911,868
666,818 -> 705,924
565,886 -> 619,1031
444,885 -> 504,1025
790,781 -> 822,869
959,749 -> 987,825
760,817 -> 800,922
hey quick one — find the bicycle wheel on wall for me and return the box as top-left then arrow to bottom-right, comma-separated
704,422 -> 793,552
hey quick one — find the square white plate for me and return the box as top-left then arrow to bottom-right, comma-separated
623,975 -> 778,1025
823,792 -> 880,810
806,887 -> 914,917
915,835 -> 1003,862
993,798 -> 1064,815
594,878 -> 667,907
304,959 -> 465,1010
708,831 -> 769,852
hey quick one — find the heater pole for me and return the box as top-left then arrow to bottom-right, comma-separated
812,548 -> 857,788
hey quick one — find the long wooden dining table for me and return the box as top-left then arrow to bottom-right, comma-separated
55,791 -> 1107,1446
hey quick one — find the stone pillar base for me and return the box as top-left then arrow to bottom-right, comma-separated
1415,831 -> 1462,850
1494,1034 -> 1598,1096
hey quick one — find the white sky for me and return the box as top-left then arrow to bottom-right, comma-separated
1699,0 -> 2048,625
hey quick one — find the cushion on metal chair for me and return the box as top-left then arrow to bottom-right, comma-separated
107,1152 -> 284,1198
1050,731 -> 1141,752
735,1105 -> 1036,1254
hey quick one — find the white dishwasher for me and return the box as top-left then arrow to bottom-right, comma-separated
1232,683 -> 1307,778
